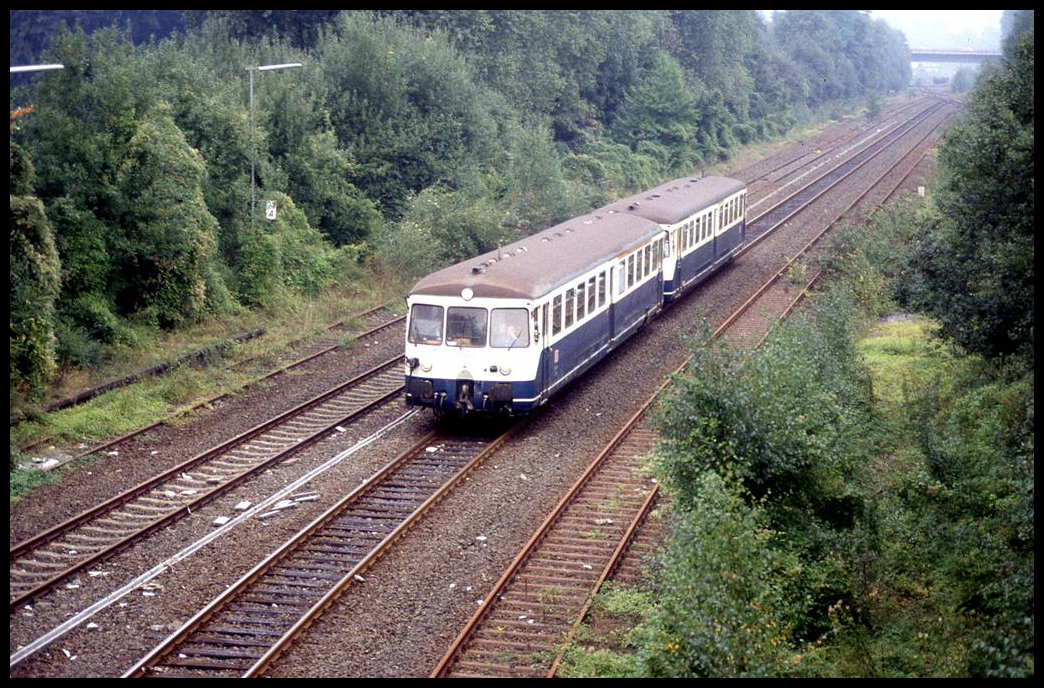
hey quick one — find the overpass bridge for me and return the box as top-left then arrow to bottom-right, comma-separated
909,48 -> 1002,64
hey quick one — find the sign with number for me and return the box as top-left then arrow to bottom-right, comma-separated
265,200 -> 277,220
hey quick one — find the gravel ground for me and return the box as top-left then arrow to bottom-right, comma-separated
10,94 -> 944,678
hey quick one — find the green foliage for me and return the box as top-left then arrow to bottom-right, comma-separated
611,52 -> 699,172
236,191 -> 345,307
10,195 -> 62,396
318,12 -> 501,217
115,103 -> 223,328
374,185 -> 511,280
643,473 -> 804,677
772,11 -> 910,105
909,26 -> 1034,363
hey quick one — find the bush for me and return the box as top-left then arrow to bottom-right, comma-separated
10,195 -> 61,396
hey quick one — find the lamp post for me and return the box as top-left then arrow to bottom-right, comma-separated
249,62 -> 302,229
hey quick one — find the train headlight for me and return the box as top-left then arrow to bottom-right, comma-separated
420,360 -> 433,372
499,365 -> 511,376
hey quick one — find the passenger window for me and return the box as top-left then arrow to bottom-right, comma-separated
618,262 -> 626,294
552,296 -> 562,336
627,254 -> 635,288
598,272 -> 607,307
576,282 -> 586,321
588,277 -> 596,312
644,245 -> 651,275
565,289 -> 575,328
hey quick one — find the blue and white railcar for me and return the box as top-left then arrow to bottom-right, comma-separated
404,209 -> 665,415
610,176 -> 747,302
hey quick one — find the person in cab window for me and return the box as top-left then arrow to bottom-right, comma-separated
492,322 -> 523,348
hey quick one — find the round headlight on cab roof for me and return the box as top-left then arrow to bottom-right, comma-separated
461,287 -> 474,301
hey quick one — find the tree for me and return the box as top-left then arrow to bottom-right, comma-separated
10,143 -> 61,395
911,22 -> 1033,361
611,52 -> 699,171
115,103 -> 224,327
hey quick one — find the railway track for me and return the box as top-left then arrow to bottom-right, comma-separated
123,425 -> 521,678
10,356 -> 406,610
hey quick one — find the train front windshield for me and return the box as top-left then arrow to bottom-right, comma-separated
408,304 -> 444,344
409,304 -> 530,349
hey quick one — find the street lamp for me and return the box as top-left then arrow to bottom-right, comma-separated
10,64 -> 65,74
249,62 -> 302,229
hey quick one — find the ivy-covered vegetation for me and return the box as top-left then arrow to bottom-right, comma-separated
10,10 -> 911,402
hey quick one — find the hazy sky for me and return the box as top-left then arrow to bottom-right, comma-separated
870,10 -> 1004,50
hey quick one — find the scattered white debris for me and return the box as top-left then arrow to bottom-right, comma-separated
88,570 -> 109,577
150,450 -> 159,455
426,446 -> 440,453
65,583 -> 80,590
293,493 -> 318,502
181,473 -> 195,481
582,563 -> 593,570
213,516 -> 231,526
594,518 -> 614,525
273,499 -> 295,510
107,451 -> 119,456
475,535 -> 487,542
476,599 -> 484,605
86,622 -> 99,630
234,501 -> 252,511
449,583 -> 456,590
180,489 -> 198,496
335,426 -> 347,433
354,575 -> 366,583
77,443 -> 88,449
519,474 -> 528,481
527,618 -> 535,624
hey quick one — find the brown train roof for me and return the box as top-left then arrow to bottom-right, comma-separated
409,176 -> 744,302
608,175 -> 746,225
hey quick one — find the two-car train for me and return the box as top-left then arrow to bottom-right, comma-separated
403,175 -> 747,416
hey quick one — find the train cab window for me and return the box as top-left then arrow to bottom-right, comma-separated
598,272 -> 607,307
491,308 -> 529,348
552,295 -> 562,336
408,304 -> 444,345
446,307 -> 487,347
